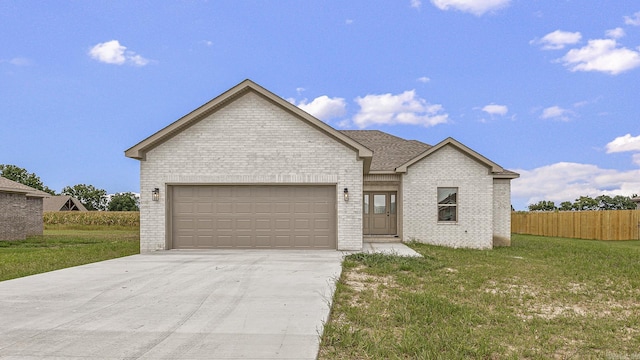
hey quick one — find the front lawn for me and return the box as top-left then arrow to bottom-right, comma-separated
320,235 -> 640,359
0,228 -> 139,281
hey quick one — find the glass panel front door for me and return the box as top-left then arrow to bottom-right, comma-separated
363,192 -> 397,235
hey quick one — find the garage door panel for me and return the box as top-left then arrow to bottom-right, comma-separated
216,219 -> 233,230
273,203 -> 290,214
275,219 -> 291,229
295,219 -> 310,230
254,202 -> 272,214
172,185 -> 336,249
197,219 -> 214,229
315,219 -> 330,230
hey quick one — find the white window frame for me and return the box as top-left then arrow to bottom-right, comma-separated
437,187 -> 458,223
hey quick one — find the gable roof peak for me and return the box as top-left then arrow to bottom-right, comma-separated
395,137 -> 519,178
124,79 -> 373,171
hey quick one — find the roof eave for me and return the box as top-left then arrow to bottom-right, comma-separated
492,172 -> 520,179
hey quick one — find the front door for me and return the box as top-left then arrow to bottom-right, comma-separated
363,192 -> 397,235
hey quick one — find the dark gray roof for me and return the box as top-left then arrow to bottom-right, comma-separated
340,130 -> 431,171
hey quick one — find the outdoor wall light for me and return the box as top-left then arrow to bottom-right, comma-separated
344,188 -> 349,202
152,188 -> 160,202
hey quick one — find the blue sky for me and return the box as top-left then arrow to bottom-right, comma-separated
1,1 -> 639,210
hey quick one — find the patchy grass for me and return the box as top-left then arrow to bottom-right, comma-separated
319,235 -> 640,359
0,228 -> 139,281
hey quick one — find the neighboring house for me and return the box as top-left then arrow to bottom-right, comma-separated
632,196 -> 640,210
43,195 -> 88,212
0,177 -> 45,240
126,80 -> 519,252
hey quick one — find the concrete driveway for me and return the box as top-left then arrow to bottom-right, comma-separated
0,250 -> 344,359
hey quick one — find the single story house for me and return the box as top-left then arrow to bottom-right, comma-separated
43,195 -> 88,212
0,177 -> 45,240
126,80 -> 519,252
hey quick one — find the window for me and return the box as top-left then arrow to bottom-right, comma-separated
363,194 -> 369,214
437,187 -> 457,222
374,194 -> 386,214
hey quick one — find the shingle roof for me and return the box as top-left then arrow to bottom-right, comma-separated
43,196 -> 88,211
0,177 -> 47,197
340,130 -> 431,171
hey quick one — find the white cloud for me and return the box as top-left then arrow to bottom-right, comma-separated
606,134 -> 640,153
540,106 -> 573,121
482,104 -> 508,116
605,27 -> 625,39
633,154 -> 640,166
345,19 -> 354,25
512,162 -> 640,208
417,76 -> 431,83
295,96 -> 347,121
88,40 -> 150,66
353,90 -> 448,128
624,11 -> 640,26
430,0 -> 510,16
560,38 -> 640,75
534,30 -> 582,50
410,0 -> 422,9
7,57 -> 32,66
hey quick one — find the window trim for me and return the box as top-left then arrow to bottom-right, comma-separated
437,187 -> 458,223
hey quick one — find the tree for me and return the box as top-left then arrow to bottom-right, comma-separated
611,195 -> 637,210
62,184 -> 107,211
572,196 -> 599,211
528,200 -> 557,212
108,192 -> 139,211
595,195 -> 616,210
559,201 -> 573,211
0,164 -> 55,195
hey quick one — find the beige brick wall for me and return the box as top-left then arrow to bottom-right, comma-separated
25,197 -> 43,237
402,145 -> 495,249
0,192 -> 27,240
139,91 -> 363,252
492,179 -> 512,246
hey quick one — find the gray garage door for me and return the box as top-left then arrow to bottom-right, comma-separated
171,185 -> 336,249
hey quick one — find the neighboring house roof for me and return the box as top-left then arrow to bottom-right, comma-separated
395,137 -> 520,179
43,196 -> 88,211
340,130 -> 432,172
0,177 -> 47,198
125,79 -> 374,172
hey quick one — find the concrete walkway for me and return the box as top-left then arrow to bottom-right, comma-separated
360,242 -> 423,257
0,250 -> 343,359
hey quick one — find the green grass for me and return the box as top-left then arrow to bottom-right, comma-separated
0,228 -> 139,281
319,235 -> 640,359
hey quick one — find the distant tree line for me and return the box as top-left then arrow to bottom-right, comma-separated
528,195 -> 638,212
0,164 -> 139,211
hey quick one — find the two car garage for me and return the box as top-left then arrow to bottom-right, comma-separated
170,185 -> 337,249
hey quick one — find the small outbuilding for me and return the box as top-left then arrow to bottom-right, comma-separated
0,177 -> 45,240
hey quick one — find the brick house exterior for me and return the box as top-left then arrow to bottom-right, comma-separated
0,177 -> 45,241
126,80 -> 518,252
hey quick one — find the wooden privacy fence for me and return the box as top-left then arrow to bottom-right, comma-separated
511,210 -> 640,241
